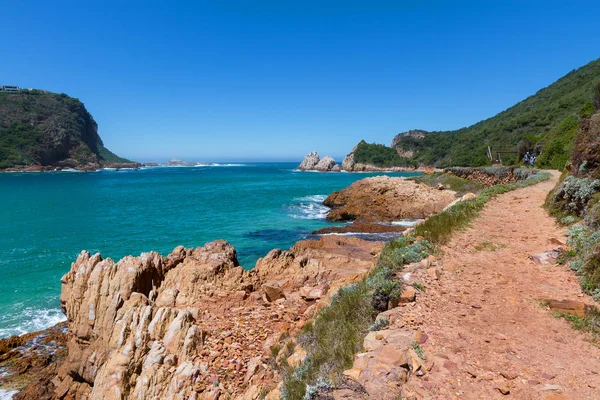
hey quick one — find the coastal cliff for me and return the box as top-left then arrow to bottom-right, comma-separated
0,91 -> 136,171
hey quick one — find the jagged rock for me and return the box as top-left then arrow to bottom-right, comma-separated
15,234 -> 385,399
262,281 -> 286,302
300,284 -> 329,300
314,155 -> 340,171
298,152 -> 340,171
286,345 -> 307,368
324,176 -> 457,222
400,286 -> 416,303
53,241 -> 261,400
342,145 -> 358,171
298,151 -> 320,170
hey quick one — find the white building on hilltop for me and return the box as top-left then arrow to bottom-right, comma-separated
0,85 -> 20,92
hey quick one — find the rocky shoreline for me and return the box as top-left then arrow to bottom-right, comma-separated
0,235 -> 384,399
0,173 -> 476,399
0,162 -> 142,173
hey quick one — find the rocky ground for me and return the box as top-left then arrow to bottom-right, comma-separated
324,176 -> 458,222
1,236 -> 383,399
340,171 -> 600,399
0,323 -> 67,398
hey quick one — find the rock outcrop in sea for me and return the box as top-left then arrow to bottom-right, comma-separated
7,236 -> 383,399
324,176 -> 457,221
297,152 -> 340,171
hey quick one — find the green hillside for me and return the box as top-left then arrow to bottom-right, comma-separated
0,90 -> 131,169
355,58 -> 600,169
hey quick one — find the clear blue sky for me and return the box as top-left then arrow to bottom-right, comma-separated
2,1 -> 599,162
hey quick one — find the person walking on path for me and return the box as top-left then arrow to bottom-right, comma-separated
524,152 -> 530,166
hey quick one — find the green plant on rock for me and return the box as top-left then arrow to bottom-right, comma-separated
411,342 -> 425,359
368,317 -> 390,331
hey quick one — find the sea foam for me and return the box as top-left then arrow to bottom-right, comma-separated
0,307 -> 66,339
287,195 -> 329,220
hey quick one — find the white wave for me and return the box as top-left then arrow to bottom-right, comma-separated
287,194 -> 329,220
389,219 -> 424,227
0,308 -> 66,339
0,389 -> 18,400
58,168 -> 84,172
295,194 -> 327,203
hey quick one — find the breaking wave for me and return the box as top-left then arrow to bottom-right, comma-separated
287,195 -> 330,220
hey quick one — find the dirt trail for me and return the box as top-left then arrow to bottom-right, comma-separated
405,171 -> 600,399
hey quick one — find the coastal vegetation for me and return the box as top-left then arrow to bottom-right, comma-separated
546,86 -> 600,300
0,90 -> 131,169
348,58 -> 600,169
280,237 -> 432,399
409,172 -> 484,195
353,140 -> 417,168
280,167 -> 549,399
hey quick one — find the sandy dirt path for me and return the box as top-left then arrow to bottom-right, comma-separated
406,171 -> 600,399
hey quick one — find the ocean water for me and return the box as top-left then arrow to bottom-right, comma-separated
0,163 -> 419,338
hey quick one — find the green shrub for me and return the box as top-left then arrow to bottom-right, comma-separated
581,101 -> 595,118
368,317 -> 389,331
584,193 -> 600,228
565,225 -> 600,296
554,176 -> 600,215
409,172 -> 484,195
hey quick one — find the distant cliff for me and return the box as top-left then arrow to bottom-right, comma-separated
0,90 -> 135,170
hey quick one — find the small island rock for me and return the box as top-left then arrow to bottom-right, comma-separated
298,152 -> 340,171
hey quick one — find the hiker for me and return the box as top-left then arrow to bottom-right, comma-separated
524,152 -> 530,166
530,154 -> 536,168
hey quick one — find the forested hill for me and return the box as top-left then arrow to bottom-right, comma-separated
0,90 -> 133,170
354,58 -> 600,169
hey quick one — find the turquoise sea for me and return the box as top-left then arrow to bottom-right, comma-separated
0,163 -> 418,338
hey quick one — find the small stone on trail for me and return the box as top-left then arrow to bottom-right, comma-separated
415,331 -> 429,344
497,383 -> 511,395
400,286 -> 417,303
500,371 -> 518,380
544,299 -> 587,318
540,384 -> 563,391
